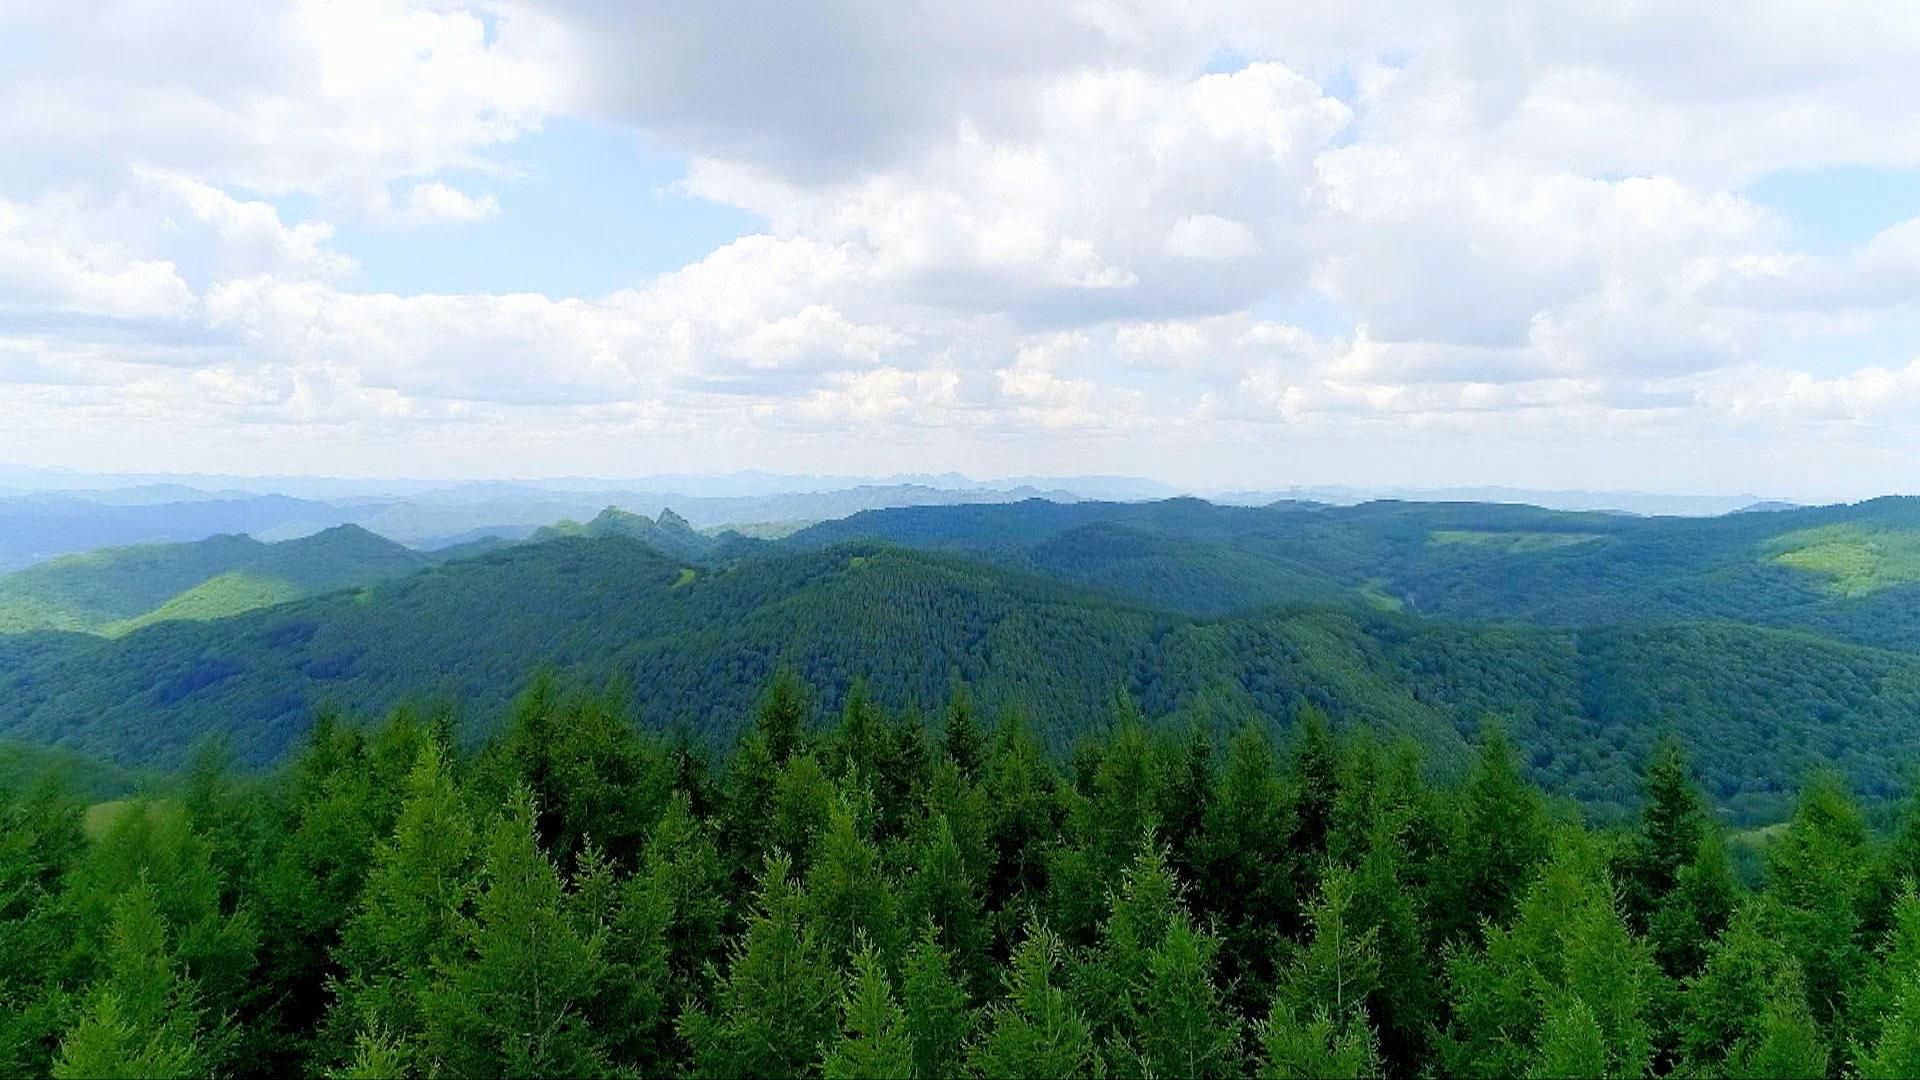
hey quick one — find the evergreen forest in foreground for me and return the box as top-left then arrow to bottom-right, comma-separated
7,672 -> 1920,1079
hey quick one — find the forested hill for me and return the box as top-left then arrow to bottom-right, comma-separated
5,526 -> 1920,821
787,495 -> 1920,646
0,525 -> 433,635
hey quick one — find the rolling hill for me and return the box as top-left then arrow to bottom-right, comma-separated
0,491 -> 356,571
0,525 -> 434,635
3,522 -> 1920,823
786,495 -> 1920,649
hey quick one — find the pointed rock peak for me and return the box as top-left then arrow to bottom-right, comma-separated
656,507 -> 693,532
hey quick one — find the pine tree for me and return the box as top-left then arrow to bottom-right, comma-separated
1264,865 -> 1384,1079
326,742 -> 478,1065
1456,726 -> 1550,932
1528,996 -> 1607,1079
1649,827 -> 1739,979
807,796 -> 901,966
1259,1005 -> 1381,1079
422,790 -> 607,1077
1348,822 -> 1439,1070
755,667 -> 813,767
1287,705 -> 1340,878
1443,831 -> 1657,1078
821,943 -> 914,1080
942,683 -> 986,779
1681,898 -> 1793,1067
1198,722 -> 1293,1012
680,855 -> 839,1079
769,753 -> 835,877
0,780 -> 84,1076
1765,770 -> 1870,1033
643,793 -> 729,1011
1850,881 -> 1920,1073
1859,977 -> 1920,1079
902,812 -> 989,994
1135,919 -> 1241,1079
901,924 -> 975,1080
1724,966 -> 1827,1079
981,708 -> 1056,920
1616,737 -> 1707,933
1158,718 -> 1214,883
52,881 -> 206,1080
1076,838 -> 1182,1040
970,923 -> 1096,1079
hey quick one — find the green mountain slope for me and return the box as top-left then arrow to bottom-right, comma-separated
4,531 -> 1918,822
0,525 -> 432,635
789,495 -> 1920,649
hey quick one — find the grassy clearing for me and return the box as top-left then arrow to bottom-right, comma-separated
671,568 -> 697,589
1357,579 -> 1405,612
1769,524 -> 1920,596
105,572 -> 303,636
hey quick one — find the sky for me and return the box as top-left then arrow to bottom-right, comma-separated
2,2 -> 1919,500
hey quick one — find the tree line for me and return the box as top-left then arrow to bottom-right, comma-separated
4,670 -> 1920,1077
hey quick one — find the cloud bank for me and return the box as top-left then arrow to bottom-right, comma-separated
1,0 -> 1918,497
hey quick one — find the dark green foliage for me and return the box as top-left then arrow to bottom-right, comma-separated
21,498 -> 1920,827
10,669 -> 1920,1077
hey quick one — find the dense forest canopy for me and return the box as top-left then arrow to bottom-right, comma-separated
5,673 -> 1920,1078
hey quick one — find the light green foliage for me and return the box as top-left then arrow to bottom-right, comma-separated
1681,900 -> 1794,1066
329,1026 -> 407,1080
821,943 -> 914,1080
900,925 -> 975,1080
680,856 -> 839,1080
11,664 -> 1920,1078
104,571 -> 305,635
1859,975 -> 1920,1079
0,526 -> 426,636
1260,1005 -> 1380,1079
1135,919 -> 1241,1079
422,790 -> 606,1078
0,779 -> 84,1075
327,742 -> 477,1061
1444,831 -> 1656,1078
1763,771 -> 1870,1032
1263,866 -> 1383,1079
806,796 -> 901,966
66,794 -> 257,1027
52,882 -> 206,1080
1724,967 -> 1827,1079
1529,997 -> 1607,1079
972,923 -> 1096,1079
1769,523 -> 1920,596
